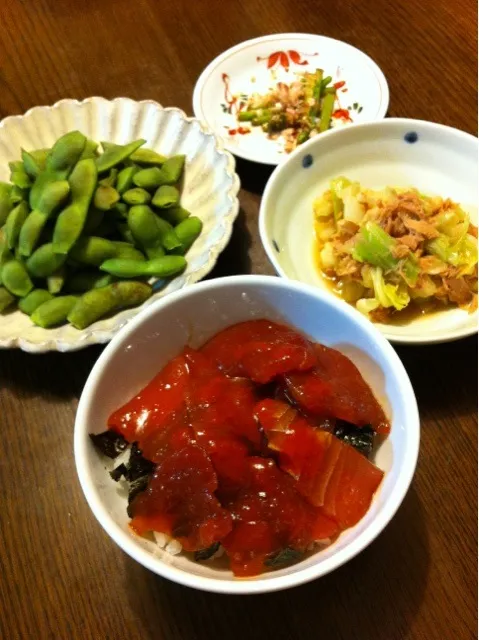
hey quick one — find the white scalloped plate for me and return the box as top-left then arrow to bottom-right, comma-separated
0,97 -> 240,352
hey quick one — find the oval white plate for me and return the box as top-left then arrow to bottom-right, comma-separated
0,97 -> 240,353
259,118 -> 478,344
193,33 -> 389,165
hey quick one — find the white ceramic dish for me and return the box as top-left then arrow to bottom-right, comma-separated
259,119 -> 478,344
75,275 -> 419,594
0,97 -> 240,353
193,33 -> 389,165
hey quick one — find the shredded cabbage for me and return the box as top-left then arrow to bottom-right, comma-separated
371,267 -> 410,310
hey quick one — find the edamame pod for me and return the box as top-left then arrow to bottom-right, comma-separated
155,216 -> 182,251
46,131 -> 87,174
31,295 -> 77,328
68,281 -> 151,330
122,188 -> 151,205
69,236 -> 118,266
159,205 -> 191,225
130,148 -> 166,166
152,185 -> 180,209
145,245 -> 165,259
0,287 -> 15,312
113,202 -> 129,219
2,259 -> 34,297
79,138 -> 99,160
18,180 -> 70,256
53,158 -> 97,254
100,255 -> 186,278
47,267 -> 66,294
94,184 -> 120,210
0,182 -> 12,226
28,149 -> 49,172
18,289 -> 53,315
116,222 -> 135,244
96,139 -> 146,173
21,149 -> 42,179
26,242 -> 66,278
10,162 -> 32,189
10,185 -> 27,205
4,202 -> 29,249
173,216 -> 203,254
132,167 -> 164,190
111,242 -> 146,261
127,205 -> 161,250
99,168 -> 118,187
158,155 -> 185,184
116,166 -> 138,194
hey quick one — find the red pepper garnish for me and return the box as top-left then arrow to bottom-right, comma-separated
334,81 -> 346,90
332,108 -> 353,122
288,50 -> 308,65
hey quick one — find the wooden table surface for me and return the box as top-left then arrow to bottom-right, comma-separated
0,1 -> 477,638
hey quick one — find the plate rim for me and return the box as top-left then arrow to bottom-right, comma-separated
258,116 -> 478,345
0,96 -> 241,353
193,32 -> 390,166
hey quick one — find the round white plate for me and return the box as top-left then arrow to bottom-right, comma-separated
193,33 -> 389,165
0,97 -> 240,353
259,118 -> 478,344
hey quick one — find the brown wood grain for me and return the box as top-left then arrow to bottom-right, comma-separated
0,0 -> 477,638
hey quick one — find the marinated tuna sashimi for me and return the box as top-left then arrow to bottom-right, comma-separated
91,319 -> 389,577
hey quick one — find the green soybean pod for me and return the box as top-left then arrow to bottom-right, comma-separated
99,258 -> 148,278
47,266 -> 67,294
11,185 -> 27,205
46,130 -> 87,174
96,139 -> 146,173
116,166 -> 138,195
26,242 -> 66,278
68,281 -> 152,330
99,168 -> 118,187
112,242 -> 146,262
10,162 -> 32,189
79,138 -> 99,160
145,245 -> 165,259
159,205 -> 191,226
67,271 -> 116,293
130,148 -> 167,166
18,289 -> 53,315
152,185 -> 180,209
0,182 -> 12,226
53,158 -> 98,254
132,167 -> 164,190
4,201 -> 29,249
155,216 -> 182,251
31,295 -> 78,328
18,180 -> 71,256
159,155 -> 186,184
70,236 -> 118,266
143,255 -> 187,277
29,148 -> 49,171
127,204 -> 161,249
0,286 -> 16,312
174,216 -> 203,254
0,229 -> 12,264
21,149 -> 42,179
94,184 -> 120,211
122,188 -> 151,205
2,259 -> 34,297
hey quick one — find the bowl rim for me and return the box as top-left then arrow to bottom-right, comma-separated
192,32 -> 390,166
258,117 -> 478,345
0,96 -> 241,352
74,274 -> 420,594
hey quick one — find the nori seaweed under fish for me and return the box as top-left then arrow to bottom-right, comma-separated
89,430 -> 128,459
333,422 -> 375,457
